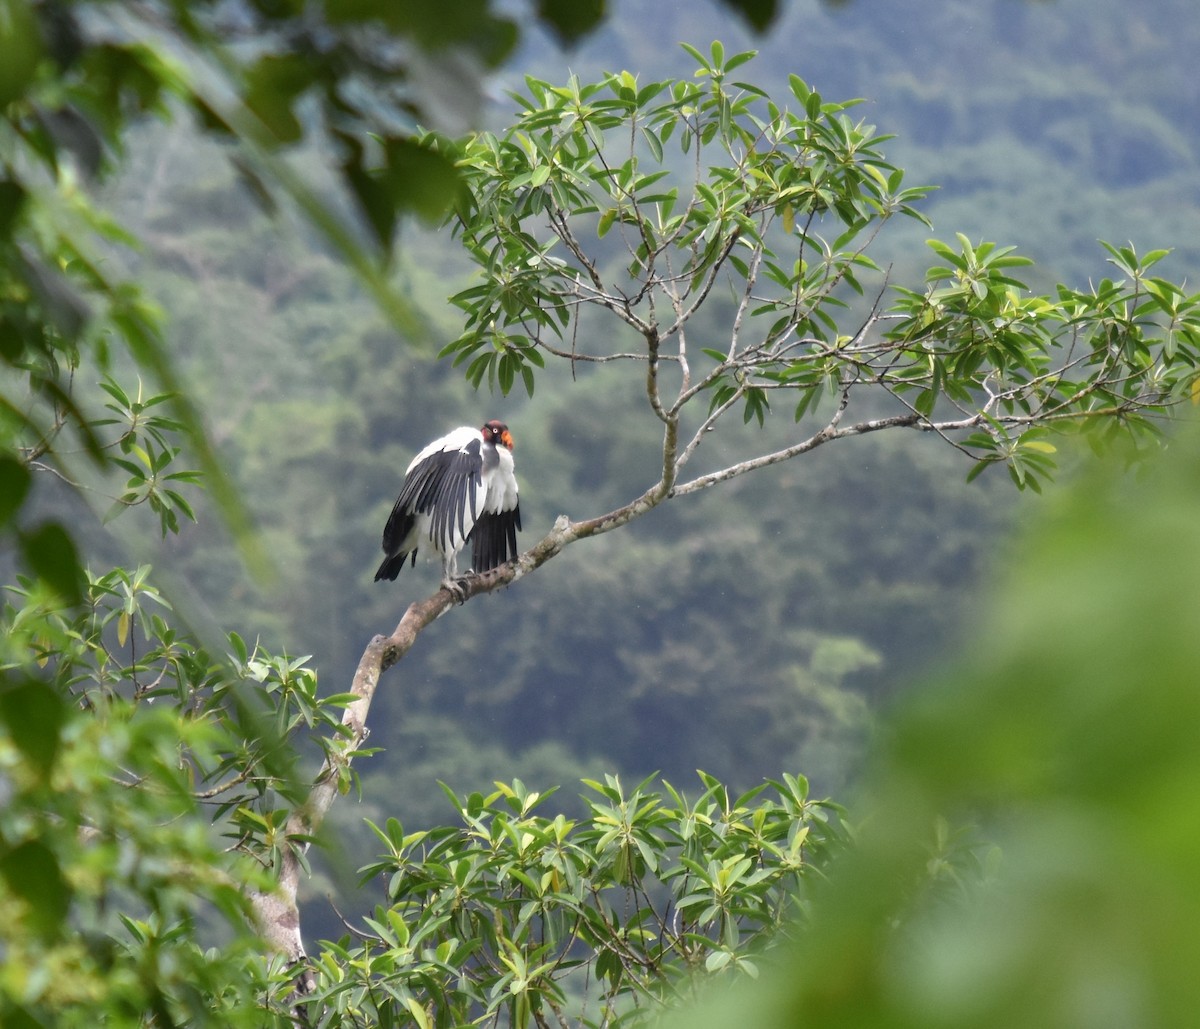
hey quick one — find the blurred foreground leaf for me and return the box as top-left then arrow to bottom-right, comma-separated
670,426 -> 1200,1027
18,523 -> 85,607
0,677 -> 65,779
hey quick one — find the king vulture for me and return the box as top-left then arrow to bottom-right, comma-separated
374,420 -> 522,588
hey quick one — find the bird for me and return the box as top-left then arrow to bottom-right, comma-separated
374,420 -> 521,590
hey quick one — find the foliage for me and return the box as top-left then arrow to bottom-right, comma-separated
443,43 -> 929,400
437,46 -> 1200,494
0,1 -> 254,573
667,425 -> 1200,1029
0,540 -> 861,1026
306,772 -> 846,1027
0,539 -> 376,1024
0,567 -> 274,1025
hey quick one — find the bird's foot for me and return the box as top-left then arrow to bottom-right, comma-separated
442,574 -> 472,604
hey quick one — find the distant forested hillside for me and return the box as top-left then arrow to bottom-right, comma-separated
97,0 -> 1197,863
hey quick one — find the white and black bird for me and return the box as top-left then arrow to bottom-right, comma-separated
374,420 -> 521,588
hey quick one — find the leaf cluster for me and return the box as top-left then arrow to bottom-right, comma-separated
0,2 -> 253,568
0,559 -> 367,1025
302,772 -> 845,1027
4,369 -> 204,607
889,238 -> 1200,490
439,47 -> 1200,495
443,43 -> 928,403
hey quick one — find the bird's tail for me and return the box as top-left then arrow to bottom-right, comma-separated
374,551 -> 414,581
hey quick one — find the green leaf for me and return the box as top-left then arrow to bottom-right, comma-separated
385,136 -> 464,224
0,677 -> 66,779
705,949 -> 733,972
724,49 -> 759,73
0,840 -> 70,941
403,996 -> 432,1029
228,631 -> 249,664
0,0 -> 43,108
19,522 -> 85,606
0,177 -> 27,238
680,42 -> 709,71
243,53 -> 316,146
535,0 -> 605,45
0,456 -> 31,526
641,125 -> 664,163
498,353 -> 516,395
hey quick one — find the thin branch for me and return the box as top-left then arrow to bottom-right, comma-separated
724,233 -> 765,366
673,383 -> 746,477
673,412 -> 925,496
532,343 -> 666,364
551,265 -> 654,339
547,208 -> 606,293
193,767 -> 254,799
659,231 -> 745,343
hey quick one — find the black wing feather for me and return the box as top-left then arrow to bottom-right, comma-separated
449,440 -> 482,547
374,548 -> 416,581
377,439 -> 483,579
417,438 -> 481,553
470,503 -> 522,573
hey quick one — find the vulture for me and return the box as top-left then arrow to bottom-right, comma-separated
374,420 -> 522,589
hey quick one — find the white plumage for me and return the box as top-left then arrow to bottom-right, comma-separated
374,420 -> 521,588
